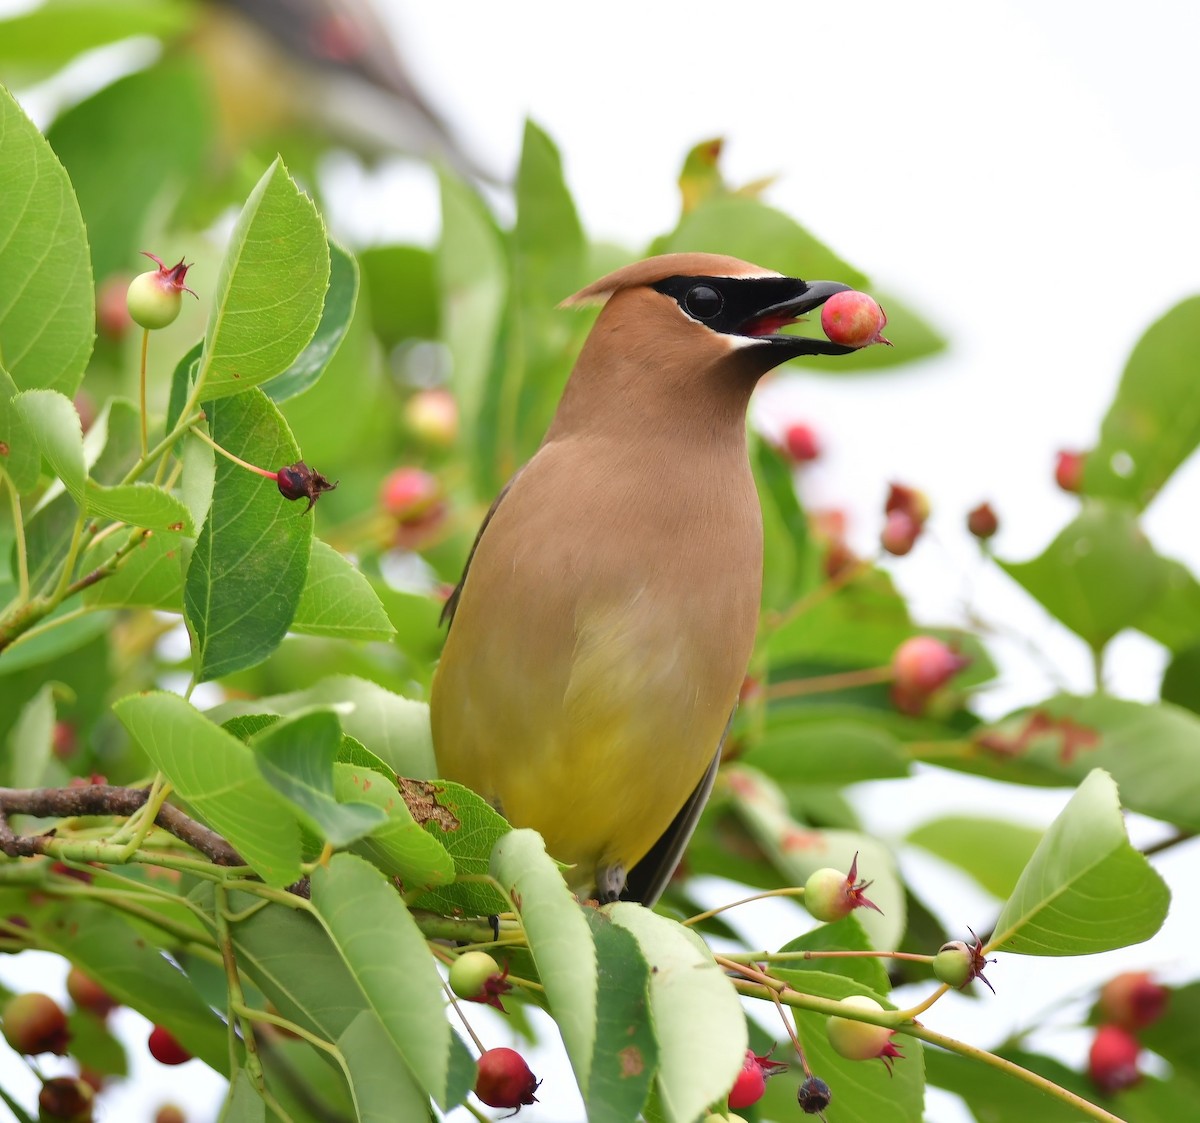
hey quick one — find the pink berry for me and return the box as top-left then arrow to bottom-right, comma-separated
475,1047 -> 540,1111
1088,1024 -> 1140,1095
379,467 -> 441,523
148,1025 -> 192,1066
826,995 -> 904,1072
2,992 -> 70,1055
155,1107 -> 186,1123
893,636 -> 969,695
727,1049 -> 766,1109
95,274 -> 134,340
967,501 -> 999,540
1098,972 -> 1169,1031
820,291 -> 891,349
782,422 -> 821,463
885,482 -> 930,527
1055,450 -> 1086,494
881,509 -> 920,556
66,968 -> 118,1019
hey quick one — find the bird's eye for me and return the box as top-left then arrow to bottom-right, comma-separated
683,284 -> 723,320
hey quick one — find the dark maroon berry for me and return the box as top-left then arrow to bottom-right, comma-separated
276,461 -> 338,513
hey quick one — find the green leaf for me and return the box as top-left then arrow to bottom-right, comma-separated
491,829 -> 598,1097
0,87 -> 93,394
81,529 -> 184,610
359,244 -> 439,347
436,173 -> 507,488
609,902 -> 746,1123
14,390 -> 84,500
774,971 -> 925,1123
333,764 -> 455,890
754,434 -> 816,612
777,915 -> 892,993
221,1071 -> 266,1123
184,390 -> 312,681
212,675 -> 435,779
264,241 -> 359,402
337,1010 -> 432,1122
114,690 -> 303,886
1084,296 -> 1200,509
906,815 -> 1043,900
583,910 -> 657,1123
30,900 -> 228,1072
290,538 -> 395,641
196,158 -> 329,401
973,694 -> 1200,831
0,584 -> 112,676
309,854 -> 451,1106
4,681 -> 56,788
251,711 -> 386,847
0,1 -> 192,67
992,768 -> 1170,954
744,717 -> 911,784
47,59 -> 212,281
66,1006 -> 127,1077
1161,643 -> 1200,715
926,1045 -> 1078,1123
0,367 -> 40,492
999,500 -> 1165,649
1137,557 -> 1200,652
84,481 -> 195,534
726,763 -> 905,949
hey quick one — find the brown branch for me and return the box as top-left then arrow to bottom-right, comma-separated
0,785 -> 244,867
1141,829 -> 1196,858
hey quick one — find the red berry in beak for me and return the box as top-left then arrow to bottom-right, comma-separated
820,290 -> 891,348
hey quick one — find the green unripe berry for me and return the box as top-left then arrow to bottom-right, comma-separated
933,941 -> 974,988
125,251 -> 196,330
827,995 -> 904,1072
449,951 -> 501,1000
803,866 -> 852,921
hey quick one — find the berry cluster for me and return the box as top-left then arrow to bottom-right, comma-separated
1087,971 -> 1170,1095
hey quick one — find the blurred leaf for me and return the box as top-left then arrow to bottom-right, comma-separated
1139,980 -> 1200,1068
15,389 -> 85,500
992,769 -> 1170,954
774,971 -> 925,1123
0,579 -> 112,675
1084,295 -> 1200,509
754,434 -> 816,611
583,910 -> 657,1123
359,244 -> 439,347
252,711 -> 386,846
333,763 -> 455,891
81,529 -> 184,610
999,500 -> 1165,650
609,902 -> 747,1123
211,674 -> 435,779
184,390 -> 311,681
726,764 -> 905,949
66,1005 -> 127,1076
491,828 -> 598,1095
0,87 -> 93,394
906,815 -> 1043,901
196,158 -> 329,401
437,172 -> 507,492
114,690 -> 303,886
337,1009 -> 432,1121
310,854 -> 452,1107
1137,557 -> 1200,652
0,1 -> 192,68
743,717 -> 911,784
1161,643 -> 1200,714
925,1048 -> 1082,1123
166,339 -> 204,436
973,694 -> 1200,831
0,367 -> 40,492
222,1071 -> 265,1123
4,681 -> 56,788
48,59 -> 212,281
778,914 -> 891,993
290,539 -> 395,641
264,241 -> 359,402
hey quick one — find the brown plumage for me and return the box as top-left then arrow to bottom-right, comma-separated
431,253 -> 856,903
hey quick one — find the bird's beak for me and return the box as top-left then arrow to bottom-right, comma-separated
741,280 -> 858,357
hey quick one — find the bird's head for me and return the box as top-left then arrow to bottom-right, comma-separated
552,254 -> 857,435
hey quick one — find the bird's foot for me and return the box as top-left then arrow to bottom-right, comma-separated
595,862 -> 627,904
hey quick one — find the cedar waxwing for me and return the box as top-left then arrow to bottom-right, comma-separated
431,253 -> 856,904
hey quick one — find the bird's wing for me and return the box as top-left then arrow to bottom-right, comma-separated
440,468 -> 524,630
621,710 -> 732,906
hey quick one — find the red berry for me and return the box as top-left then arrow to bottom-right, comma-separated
1098,971 -> 1169,1031
891,636 -> 969,715
727,1049 -> 766,1109
2,992 -> 71,1055
1055,449 -> 1086,494
95,274 -> 134,340
275,461 -> 338,513
148,1024 -> 192,1065
379,467 -> 441,523
52,721 -> 78,761
966,501 -> 999,540
885,482 -> 930,527
474,1047 -> 539,1111
404,388 -> 459,448
37,1076 -> 94,1123
1088,1024 -> 1140,1095
803,853 -> 882,922
155,1106 -> 187,1123
827,995 -> 904,1072
820,291 -> 891,348
66,967 -> 118,1018
881,509 -> 920,556
126,252 -> 196,330
782,422 -> 821,463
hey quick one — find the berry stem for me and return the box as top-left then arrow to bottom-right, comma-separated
442,982 -> 488,1054
216,886 -> 267,1093
766,664 -> 892,701
722,949 -> 935,966
188,425 -> 278,480
682,886 -> 805,926
763,555 -> 875,634
139,327 -> 150,459
891,983 -> 950,1021
4,478 -> 29,603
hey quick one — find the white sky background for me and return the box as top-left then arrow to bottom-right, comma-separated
3,1 -> 1200,1120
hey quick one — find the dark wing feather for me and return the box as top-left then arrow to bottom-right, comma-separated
440,469 -> 522,630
